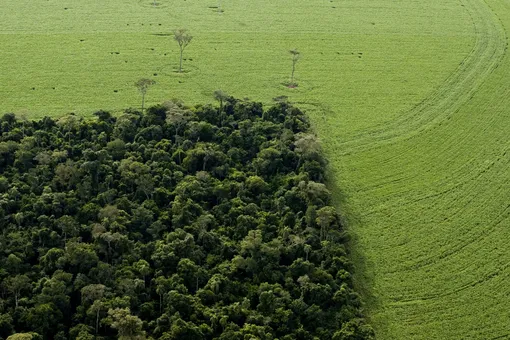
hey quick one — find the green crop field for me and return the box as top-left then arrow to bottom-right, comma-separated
1,0 -> 510,338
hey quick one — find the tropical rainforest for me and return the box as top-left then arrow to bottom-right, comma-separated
0,97 -> 373,340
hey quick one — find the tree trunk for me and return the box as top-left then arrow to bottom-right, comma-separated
179,48 -> 184,72
159,293 -> 163,314
106,242 -> 111,264
96,308 -> 100,335
219,100 -> 224,126
141,93 -> 146,112
291,62 -> 296,83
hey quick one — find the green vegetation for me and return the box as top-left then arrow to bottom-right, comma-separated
173,29 -> 193,73
0,100 -> 373,339
134,79 -> 156,113
0,0 -> 471,126
1,0 -> 510,338
337,1 -> 510,338
288,49 -> 300,88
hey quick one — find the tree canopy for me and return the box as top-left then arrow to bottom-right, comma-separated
0,97 -> 373,339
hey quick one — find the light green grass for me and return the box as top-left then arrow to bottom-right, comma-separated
0,0 -> 471,131
333,0 -> 510,338
2,0 -> 510,338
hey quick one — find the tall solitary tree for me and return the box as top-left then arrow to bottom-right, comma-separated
213,89 -> 229,110
134,78 -> 156,113
213,90 -> 229,126
173,29 -> 193,73
289,48 -> 301,86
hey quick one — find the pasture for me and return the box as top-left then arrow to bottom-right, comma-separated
1,0 -> 510,338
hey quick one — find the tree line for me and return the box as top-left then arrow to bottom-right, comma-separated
136,29 -> 301,108
0,97 -> 373,339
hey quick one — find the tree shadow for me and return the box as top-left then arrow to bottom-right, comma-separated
324,163 -> 382,328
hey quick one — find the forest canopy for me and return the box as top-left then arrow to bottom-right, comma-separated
0,98 -> 373,339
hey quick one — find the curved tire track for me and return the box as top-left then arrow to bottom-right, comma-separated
337,0 -> 507,155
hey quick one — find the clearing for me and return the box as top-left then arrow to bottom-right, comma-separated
1,0 -> 509,338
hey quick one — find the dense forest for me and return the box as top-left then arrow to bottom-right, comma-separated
0,97 -> 373,339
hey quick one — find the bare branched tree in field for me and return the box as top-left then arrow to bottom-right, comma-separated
173,29 -> 193,73
289,48 -> 301,86
214,90 -> 229,126
213,89 -> 229,112
135,78 -> 156,113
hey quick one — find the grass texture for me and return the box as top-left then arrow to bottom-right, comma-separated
1,0 -> 510,338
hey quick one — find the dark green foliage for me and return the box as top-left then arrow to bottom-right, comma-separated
0,98 -> 373,339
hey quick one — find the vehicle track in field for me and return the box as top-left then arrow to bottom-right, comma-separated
336,0 -> 507,155
337,2 -> 510,336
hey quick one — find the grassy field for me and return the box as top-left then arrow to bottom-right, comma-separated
2,0 -> 510,338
